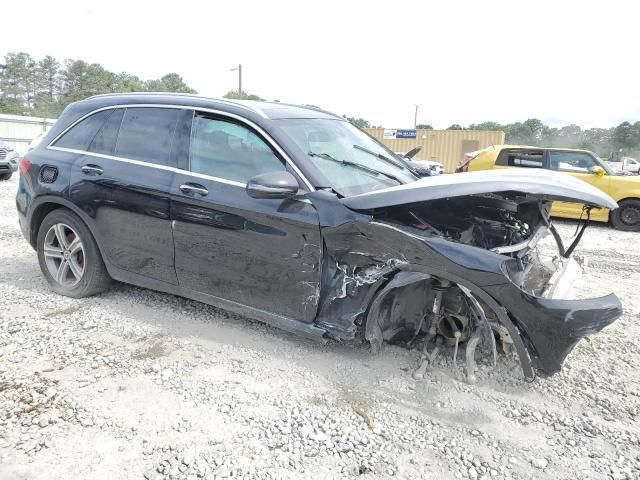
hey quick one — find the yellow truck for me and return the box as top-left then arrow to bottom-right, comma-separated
458,145 -> 640,231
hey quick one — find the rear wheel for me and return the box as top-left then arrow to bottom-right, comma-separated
37,209 -> 111,297
611,199 -> 640,232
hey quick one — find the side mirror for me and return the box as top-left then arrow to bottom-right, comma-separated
413,165 -> 433,177
590,165 -> 605,177
246,171 -> 300,199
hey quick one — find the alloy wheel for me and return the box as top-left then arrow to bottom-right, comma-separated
621,205 -> 640,227
43,223 -> 86,287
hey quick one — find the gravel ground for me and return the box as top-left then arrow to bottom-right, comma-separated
0,173 -> 638,480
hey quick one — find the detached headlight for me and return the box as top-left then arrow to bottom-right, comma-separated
501,258 -> 525,287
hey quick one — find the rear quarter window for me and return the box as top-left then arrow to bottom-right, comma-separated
495,149 -> 545,168
53,110 -> 115,150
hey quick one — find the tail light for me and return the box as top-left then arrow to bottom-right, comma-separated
457,151 -> 480,173
19,157 -> 32,175
457,158 -> 472,173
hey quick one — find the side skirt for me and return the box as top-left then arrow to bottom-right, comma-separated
107,265 -> 328,342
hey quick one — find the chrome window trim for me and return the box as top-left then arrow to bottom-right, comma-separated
47,103 -> 314,191
48,146 -> 247,188
86,93 -> 270,119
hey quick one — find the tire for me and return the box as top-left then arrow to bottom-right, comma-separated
36,208 -> 111,297
610,199 -> 640,232
0,172 -> 12,181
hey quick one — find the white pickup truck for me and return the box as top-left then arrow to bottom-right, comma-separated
605,157 -> 640,175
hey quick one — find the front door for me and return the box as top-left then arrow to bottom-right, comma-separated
547,150 -> 611,221
170,112 -> 322,322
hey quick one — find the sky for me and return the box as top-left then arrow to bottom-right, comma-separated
2,0 -> 639,129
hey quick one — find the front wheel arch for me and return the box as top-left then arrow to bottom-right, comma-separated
362,268 -> 535,380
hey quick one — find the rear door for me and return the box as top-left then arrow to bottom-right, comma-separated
62,106 -> 184,284
547,150 -> 611,221
170,111 -> 322,322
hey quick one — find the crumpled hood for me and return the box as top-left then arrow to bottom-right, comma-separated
341,168 -> 618,210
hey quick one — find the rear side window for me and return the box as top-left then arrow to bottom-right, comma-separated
53,110 -> 114,150
89,108 -> 124,155
496,149 -> 544,168
114,108 -> 180,166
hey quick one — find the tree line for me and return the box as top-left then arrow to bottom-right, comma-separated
368,119 -> 640,159
0,52 -> 197,118
364,119 -> 640,158
466,119 -> 640,159
2,52 -> 639,158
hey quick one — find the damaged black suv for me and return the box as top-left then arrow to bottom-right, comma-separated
16,93 -> 622,380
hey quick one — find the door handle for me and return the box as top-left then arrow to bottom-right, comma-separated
81,164 -> 103,176
179,183 -> 209,196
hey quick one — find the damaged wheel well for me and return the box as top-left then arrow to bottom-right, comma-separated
362,269 -> 535,380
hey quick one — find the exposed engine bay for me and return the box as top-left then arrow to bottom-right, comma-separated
373,193 -> 589,297
375,193 -> 542,251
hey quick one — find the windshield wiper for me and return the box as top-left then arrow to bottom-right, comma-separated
308,151 -> 402,184
353,144 -> 404,168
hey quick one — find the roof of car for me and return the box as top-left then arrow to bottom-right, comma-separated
86,92 -> 342,121
493,144 -> 593,154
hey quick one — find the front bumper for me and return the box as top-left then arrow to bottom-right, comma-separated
485,280 -> 622,375
0,161 -> 17,174
541,256 -> 584,299
0,153 -> 18,173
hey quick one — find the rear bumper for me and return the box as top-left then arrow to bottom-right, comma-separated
16,177 -> 31,245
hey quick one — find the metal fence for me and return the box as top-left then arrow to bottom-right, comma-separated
364,128 -> 505,173
0,114 -> 57,155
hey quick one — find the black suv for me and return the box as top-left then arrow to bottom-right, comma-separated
17,93 -> 622,380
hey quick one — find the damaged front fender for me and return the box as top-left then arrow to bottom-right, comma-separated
307,190 -> 622,379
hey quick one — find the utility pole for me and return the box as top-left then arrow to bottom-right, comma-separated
230,64 -> 242,98
414,104 -> 421,129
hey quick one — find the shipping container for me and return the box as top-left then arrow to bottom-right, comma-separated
365,128 -> 505,173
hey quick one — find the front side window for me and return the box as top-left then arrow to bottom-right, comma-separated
276,119 -> 416,196
53,110 -> 115,150
114,108 -> 180,166
549,151 -> 598,173
189,114 -> 285,183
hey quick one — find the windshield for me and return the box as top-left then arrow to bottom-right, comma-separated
591,154 -> 616,175
276,119 -> 417,196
